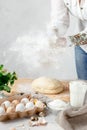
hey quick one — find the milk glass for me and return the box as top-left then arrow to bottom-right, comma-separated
69,81 -> 87,108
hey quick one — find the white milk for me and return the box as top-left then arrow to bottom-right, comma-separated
69,81 -> 87,108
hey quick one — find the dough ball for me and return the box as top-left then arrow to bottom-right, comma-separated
31,77 -> 64,94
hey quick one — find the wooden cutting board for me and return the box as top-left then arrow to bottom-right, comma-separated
6,78 -> 70,102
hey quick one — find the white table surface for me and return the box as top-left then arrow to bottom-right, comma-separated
0,79 -> 66,130
0,113 -> 64,130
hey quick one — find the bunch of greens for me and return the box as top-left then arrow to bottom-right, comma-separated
0,65 -> 17,93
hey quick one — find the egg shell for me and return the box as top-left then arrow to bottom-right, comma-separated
16,103 -> 25,112
12,100 -> 19,106
10,127 -> 16,130
6,106 -> 15,113
25,102 -> 34,110
21,98 -> 29,105
0,106 -> 5,115
35,100 -> 44,108
2,100 -> 11,109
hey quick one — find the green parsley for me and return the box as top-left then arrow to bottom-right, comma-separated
0,65 -> 17,93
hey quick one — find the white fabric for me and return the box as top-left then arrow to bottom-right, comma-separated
49,0 -> 87,52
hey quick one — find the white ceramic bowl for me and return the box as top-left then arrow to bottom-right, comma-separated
47,99 -> 68,115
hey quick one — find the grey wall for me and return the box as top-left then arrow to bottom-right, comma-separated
0,0 -> 77,80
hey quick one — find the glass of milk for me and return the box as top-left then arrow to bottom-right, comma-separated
69,80 -> 87,108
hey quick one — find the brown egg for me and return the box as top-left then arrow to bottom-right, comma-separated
6,106 -> 15,113
12,100 -> 19,106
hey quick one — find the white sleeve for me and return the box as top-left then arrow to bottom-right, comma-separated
49,0 -> 70,36
81,27 -> 87,33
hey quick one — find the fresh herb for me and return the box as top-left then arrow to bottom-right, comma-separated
0,65 -> 17,93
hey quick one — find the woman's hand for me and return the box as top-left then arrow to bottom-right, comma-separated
47,26 -> 67,48
56,37 -> 67,47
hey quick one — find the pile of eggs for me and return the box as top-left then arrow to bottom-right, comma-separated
0,97 -> 45,116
